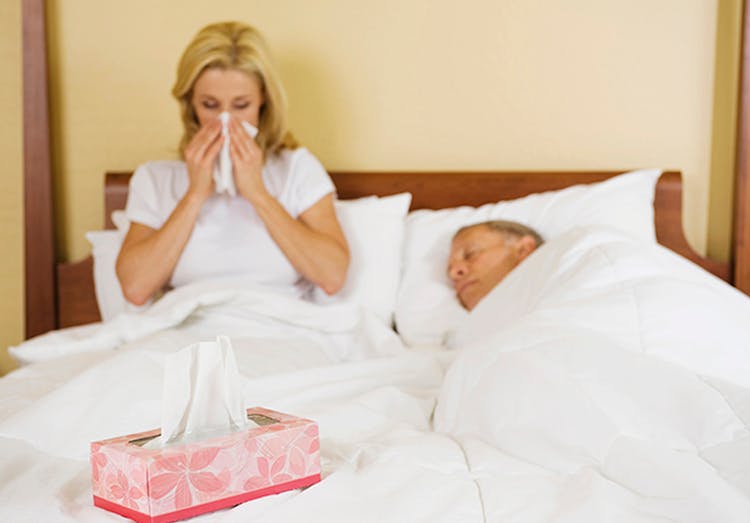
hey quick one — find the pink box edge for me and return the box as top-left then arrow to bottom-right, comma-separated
90,407 -> 321,521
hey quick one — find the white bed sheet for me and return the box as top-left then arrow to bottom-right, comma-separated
0,349 -> 477,522
2,228 -> 750,522
0,279 -> 480,522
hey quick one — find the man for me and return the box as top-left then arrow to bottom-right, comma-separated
447,220 -> 544,310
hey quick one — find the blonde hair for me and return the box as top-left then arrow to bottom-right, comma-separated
172,21 -> 297,157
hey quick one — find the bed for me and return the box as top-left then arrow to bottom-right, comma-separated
5,168 -> 750,523
9,2 -> 750,522
52,168 -> 736,330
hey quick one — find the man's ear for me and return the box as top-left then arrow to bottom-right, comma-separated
515,235 -> 537,261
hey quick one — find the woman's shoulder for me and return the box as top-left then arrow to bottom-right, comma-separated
131,160 -> 188,191
268,147 -> 327,176
266,147 -> 334,214
133,160 -> 187,179
129,160 -> 189,203
268,146 -> 311,166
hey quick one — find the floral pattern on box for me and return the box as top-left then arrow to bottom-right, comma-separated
91,407 -> 321,520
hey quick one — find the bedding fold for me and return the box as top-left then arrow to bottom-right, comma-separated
10,277 -> 403,365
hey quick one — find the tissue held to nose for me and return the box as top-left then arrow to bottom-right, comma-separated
214,112 -> 260,196
146,336 -> 256,449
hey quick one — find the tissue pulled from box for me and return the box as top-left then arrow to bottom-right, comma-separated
145,336 -> 256,448
214,111 -> 260,196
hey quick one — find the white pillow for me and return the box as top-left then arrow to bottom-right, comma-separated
92,196 -> 412,324
394,169 -> 662,347
85,210 -> 129,321
313,193 -> 412,324
86,230 -> 127,321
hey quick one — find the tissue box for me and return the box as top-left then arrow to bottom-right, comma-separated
90,407 -> 321,523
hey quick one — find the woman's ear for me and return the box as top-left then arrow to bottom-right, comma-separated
516,235 -> 537,261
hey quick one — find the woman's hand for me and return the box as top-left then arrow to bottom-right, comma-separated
183,118 -> 223,203
228,117 -> 267,203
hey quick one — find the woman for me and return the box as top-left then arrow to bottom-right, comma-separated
116,22 -> 350,306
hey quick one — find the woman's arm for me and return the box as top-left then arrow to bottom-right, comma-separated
251,192 -> 350,295
115,194 -> 205,305
228,119 -> 349,294
116,120 -> 223,305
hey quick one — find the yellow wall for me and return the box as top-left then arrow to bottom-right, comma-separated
1,1 -> 737,374
0,0 -> 23,375
48,0 -> 724,262
708,0 -> 743,262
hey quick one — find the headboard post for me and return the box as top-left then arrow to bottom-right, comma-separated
734,0 -> 750,294
22,0 -> 56,338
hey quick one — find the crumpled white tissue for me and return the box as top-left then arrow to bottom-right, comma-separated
214,111 -> 259,196
145,335 -> 256,448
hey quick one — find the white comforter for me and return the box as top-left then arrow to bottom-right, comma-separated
1,280 -> 478,522
2,227 -> 750,522
436,227 -> 750,522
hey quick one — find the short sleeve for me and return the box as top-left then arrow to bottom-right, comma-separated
287,148 -> 335,217
125,163 -> 163,229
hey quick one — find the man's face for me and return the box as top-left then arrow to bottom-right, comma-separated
447,226 -> 535,311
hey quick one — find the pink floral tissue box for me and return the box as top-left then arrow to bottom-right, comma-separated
90,407 -> 321,523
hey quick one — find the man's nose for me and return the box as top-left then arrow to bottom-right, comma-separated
448,262 -> 467,281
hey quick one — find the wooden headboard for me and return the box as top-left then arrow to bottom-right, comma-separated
53,169 -> 729,330
21,1 -> 750,338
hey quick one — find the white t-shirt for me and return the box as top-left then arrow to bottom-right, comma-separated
125,147 -> 335,296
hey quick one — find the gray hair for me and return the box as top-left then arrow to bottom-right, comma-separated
455,220 -> 544,247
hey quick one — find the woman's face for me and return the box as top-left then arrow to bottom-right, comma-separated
191,67 -> 265,127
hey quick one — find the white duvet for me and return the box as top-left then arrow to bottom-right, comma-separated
1,227 -> 749,522
436,227 -> 750,522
